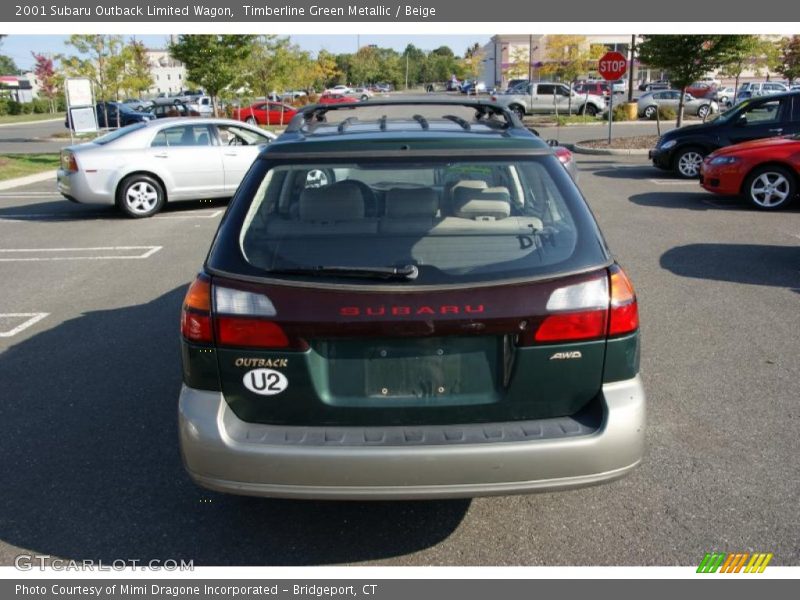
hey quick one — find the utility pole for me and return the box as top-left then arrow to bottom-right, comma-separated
528,35 -> 533,82
405,53 -> 409,90
628,34 -> 637,103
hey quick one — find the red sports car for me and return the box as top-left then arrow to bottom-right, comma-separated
233,101 -> 297,126
318,92 -> 359,104
700,135 -> 800,210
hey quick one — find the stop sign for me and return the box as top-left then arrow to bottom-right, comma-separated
598,51 -> 627,81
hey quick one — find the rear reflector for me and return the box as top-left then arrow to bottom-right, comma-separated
608,266 -> 639,336
215,316 -> 290,348
534,310 -> 607,342
181,275 -> 213,343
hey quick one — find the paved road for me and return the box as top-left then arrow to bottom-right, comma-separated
0,156 -> 798,566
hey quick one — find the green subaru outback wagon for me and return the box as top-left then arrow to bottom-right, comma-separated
178,101 -> 645,499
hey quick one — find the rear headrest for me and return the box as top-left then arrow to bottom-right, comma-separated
454,187 -> 511,220
299,182 -> 364,222
451,180 -> 489,206
385,188 -> 439,218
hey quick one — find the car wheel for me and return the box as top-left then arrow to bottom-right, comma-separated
643,105 -> 657,120
510,105 -> 526,120
582,104 -> 598,117
674,147 -> 705,178
245,116 -> 257,125
744,166 -> 797,211
697,105 -> 711,119
361,95 -> 369,101
116,174 -> 165,218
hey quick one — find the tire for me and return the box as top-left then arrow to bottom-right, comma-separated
361,95 -> 369,101
116,174 -> 166,218
245,116 -> 257,125
643,105 -> 657,120
673,147 -> 705,178
743,165 -> 797,211
581,104 -> 598,117
510,104 -> 526,120
697,105 -> 711,120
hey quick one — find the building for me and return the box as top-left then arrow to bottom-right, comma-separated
146,48 -> 187,97
0,75 -> 34,103
480,34 -> 638,89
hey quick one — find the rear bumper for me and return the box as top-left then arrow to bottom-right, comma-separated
57,168 -> 114,205
178,376 -> 646,500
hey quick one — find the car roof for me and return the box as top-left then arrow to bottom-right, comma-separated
262,100 -> 549,157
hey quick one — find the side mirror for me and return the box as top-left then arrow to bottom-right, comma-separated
546,139 -> 559,147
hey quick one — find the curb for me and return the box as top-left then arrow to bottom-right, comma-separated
567,143 -> 650,156
0,117 -> 64,129
0,170 -> 57,191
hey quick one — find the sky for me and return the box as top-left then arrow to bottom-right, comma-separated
1,34 -> 490,72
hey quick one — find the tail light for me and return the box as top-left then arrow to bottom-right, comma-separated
491,95 -> 498,101
521,266 -> 639,345
608,265 -> 639,336
554,147 -> 573,165
213,284 -> 306,350
181,274 -> 213,343
60,150 -> 78,172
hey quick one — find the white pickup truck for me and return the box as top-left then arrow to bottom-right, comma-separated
493,82 -> 607,119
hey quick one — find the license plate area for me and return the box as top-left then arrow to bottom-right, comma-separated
314,337 -> 503,407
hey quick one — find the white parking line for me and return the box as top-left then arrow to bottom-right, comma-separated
0,210 -> 223,222
0,246 -> 162,261
0,313 -> 49,338
648,179 -> 700,185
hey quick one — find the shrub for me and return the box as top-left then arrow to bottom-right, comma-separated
611,104 -> 631,122
658,105 -> 677,120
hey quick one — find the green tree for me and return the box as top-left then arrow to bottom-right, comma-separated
0,35 -> 19,75
169,35 -> 256,116
719,36 -> 778,100
314,49 -> 341,90
460,43 -> 484,82
506,46 -> 531,79
775,36 -> 800,84
59,35 -> 124,101
120,39 -> 153,98
638,35 -> 749,126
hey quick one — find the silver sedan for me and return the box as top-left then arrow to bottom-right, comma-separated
57,118 -> 276,218
637,91 -> 719,120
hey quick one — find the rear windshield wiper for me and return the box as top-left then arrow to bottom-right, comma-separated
265,264 -> 419,281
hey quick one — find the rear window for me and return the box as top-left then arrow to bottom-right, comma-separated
229,157 -> 609,286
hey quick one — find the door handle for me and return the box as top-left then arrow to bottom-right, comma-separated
768,128 -> 783,134
223,152 -> 238,157
153,152 -> 168,158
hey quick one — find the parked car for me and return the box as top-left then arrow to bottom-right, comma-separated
609,78 -> 627,94
700,135 -> 800,210
57,118 -> 276,218
637,91 -> 719,120
319,92 -> 360,104
445,80 -> 461,92
121,98 -> 154,112
177,99 -> 644,499
649,91 -> 800,178
686,82 -> 717,99
233,101 -> 298,126
735,81 -> 789,104
714,87 -> 737,108
639,80 -> 670,92
505,78 -> 529,92
187,95 -> 213,116
352,87 -> 374,101
146,100 -> 201,119
328,85 -> 353,94
66,101 -> 155,130
493,82 -> 606,119
574,81 -> 609,97
460,81 -> 488,95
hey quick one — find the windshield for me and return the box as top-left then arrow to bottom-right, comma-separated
235,157 -> 608,286
92,122 -> 147,145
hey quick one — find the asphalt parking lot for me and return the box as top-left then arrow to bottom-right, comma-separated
0,155 -> 798,566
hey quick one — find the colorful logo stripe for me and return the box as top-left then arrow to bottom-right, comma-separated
697,552 -> 773,573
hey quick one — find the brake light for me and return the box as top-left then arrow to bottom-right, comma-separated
60,150 -> 78,172
212,284 -> 305,350
554,147 -> 573,165
608,265 -> 639,336
180,275 -> 213,343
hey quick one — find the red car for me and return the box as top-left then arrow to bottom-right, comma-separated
574,82 -> 609,97
319,92 -> 359,104
700,135 -> 800,210
233,101 -> 297,126
686,82 -> 717,99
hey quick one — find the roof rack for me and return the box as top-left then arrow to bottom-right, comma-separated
284,99 -> 524,135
